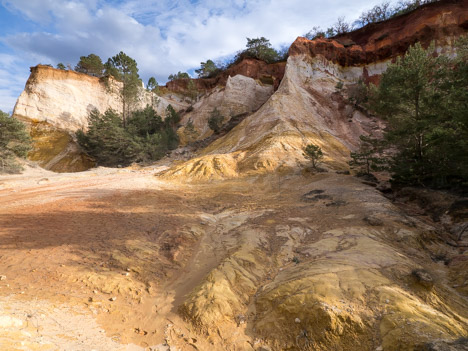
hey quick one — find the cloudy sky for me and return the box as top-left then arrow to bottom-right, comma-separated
0,0 -> 379,112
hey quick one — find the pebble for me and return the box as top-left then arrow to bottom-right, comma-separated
0,275 -> 6,280
385,299 -> 389,304
124,272 -> 130,277
110,297 -> 117,301
295,318 -> 301,323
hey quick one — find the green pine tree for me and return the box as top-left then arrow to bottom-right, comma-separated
368,38 -> 468,188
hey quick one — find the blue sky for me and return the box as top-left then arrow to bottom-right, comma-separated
0,0 -> 379,112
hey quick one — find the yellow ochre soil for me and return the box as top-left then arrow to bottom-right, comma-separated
0,165 -> 467,350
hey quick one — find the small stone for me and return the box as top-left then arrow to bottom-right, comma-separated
364,215 -> 383,226
109,297 -> 117,302
93,290 -> 98,294
124,272 -> 130,277
126,268 -> 131,272
0,275 -> 6,280
88,297 -> 93,302
411,269 -> 434,289
376,346 -> 383,351
385,299 -> 389,304
295,318 -> 301,323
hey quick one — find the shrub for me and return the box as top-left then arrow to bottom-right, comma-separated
303,144 -> 324,169
0,111 -> 32,173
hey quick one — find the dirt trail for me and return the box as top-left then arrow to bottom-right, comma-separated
1,167 -> 467,350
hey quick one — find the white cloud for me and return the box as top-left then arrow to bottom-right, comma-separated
0,0 -> 385,111
0,54 -> 29,113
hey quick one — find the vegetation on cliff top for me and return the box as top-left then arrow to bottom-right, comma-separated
304,0 -> 441,39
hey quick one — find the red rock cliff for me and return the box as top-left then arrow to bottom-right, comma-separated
289,0 -> 468,66
166,58 -> 286,93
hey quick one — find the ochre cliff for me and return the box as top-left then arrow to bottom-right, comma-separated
289,0 -> 468,66
165,0 -> 468,181
13,65 -> 189,172
3,1 -> 468,350
178,74 -> 274,144
166,58 -> 286,93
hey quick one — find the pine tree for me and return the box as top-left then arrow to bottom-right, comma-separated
349,135 -> 386,175
75,54 -> 104,76
368,38 -> 468,188
208,108 -> 224,134
303,144 -> 323,169
105,52 -> 141,128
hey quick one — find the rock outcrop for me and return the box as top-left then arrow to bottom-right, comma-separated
166,57 -> 286,93
163,0 -> 468,181
13,65 -> 189,172
178,74 -> 274,144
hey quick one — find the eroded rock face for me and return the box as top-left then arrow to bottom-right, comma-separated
163,0 -> 468,182
13,65 -> 189,172
289,0 -> 468,66
163,53 -> 384,181
178,75 -> 274,144
166,57 -> 286,93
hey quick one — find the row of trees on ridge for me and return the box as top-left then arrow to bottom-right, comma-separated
304,0 -> 440,39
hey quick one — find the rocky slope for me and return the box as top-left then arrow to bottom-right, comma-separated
178,74 -> 275,145
3,1 -> 468,350
164,0 -> 468,181
1,166 -> 467,351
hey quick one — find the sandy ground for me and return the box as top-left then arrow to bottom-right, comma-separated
1,165 -> 467,351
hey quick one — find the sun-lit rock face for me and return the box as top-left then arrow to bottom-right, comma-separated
163,53 -> 383,181
14,65 -> 188,131
163,0 -> 468,181
12,65 -> 189,172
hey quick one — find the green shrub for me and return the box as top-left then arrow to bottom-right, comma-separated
0,110 -> 32,174
77,105 -> 180,167
303,144 -> 324,169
